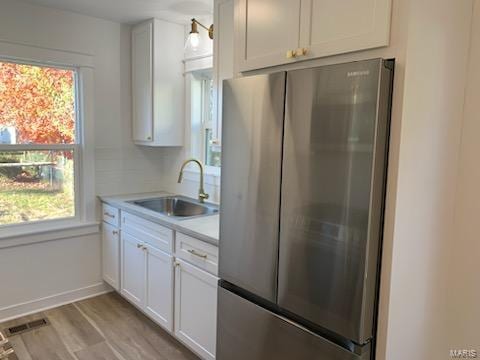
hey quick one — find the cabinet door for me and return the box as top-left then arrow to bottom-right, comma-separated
121,232 -> 145,308
132,21 -> 153,143
299,0 -> 392,59
236,0 -> 302,71
145,244 -> 173,332
174,259 -> 218,360
102,222 -> 120,290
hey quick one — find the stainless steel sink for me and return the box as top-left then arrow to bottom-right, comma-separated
129,196 -> 219,219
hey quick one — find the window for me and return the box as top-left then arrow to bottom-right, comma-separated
0,60 -> 78,227
189,69 -> 221,168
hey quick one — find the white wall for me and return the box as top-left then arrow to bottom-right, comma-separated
384,1 -> 473,359
0,233 -> 103,320
0,0 -> 167,319
448,0 -> 480,353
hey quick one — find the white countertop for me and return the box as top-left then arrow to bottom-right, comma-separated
99,192 -> 219,246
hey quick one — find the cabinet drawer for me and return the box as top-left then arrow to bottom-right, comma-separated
175,232 -> 218,276
102,203 -> 120,227
122,212 -> 173,253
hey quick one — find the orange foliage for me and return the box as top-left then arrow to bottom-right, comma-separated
0,62 -> 75,144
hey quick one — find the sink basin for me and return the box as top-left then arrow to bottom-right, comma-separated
129,196 -> 218,219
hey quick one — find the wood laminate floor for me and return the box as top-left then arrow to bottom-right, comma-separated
0,292 -> 199,360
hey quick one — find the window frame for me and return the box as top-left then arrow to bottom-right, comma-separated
190,69 -> 215,167
0,58 -> 83,230
184,55 -> 221,177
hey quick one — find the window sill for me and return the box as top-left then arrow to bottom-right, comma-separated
0,221 -> 100,249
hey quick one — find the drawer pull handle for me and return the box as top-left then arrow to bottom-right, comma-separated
187,249 -> 207,259
0,348 -> 14,359
104,212 -> 115,218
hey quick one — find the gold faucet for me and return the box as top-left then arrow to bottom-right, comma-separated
177,158 -> 209,203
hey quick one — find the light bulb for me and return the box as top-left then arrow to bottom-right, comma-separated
189,32 -> 200,50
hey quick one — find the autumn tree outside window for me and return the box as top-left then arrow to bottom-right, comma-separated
0,60 -> 79,226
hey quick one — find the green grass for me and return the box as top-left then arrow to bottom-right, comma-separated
0,177 -> 74,226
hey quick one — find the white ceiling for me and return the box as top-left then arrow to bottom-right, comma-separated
18,0 -> 213,24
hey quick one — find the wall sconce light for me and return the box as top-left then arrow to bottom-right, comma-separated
185,18 -> 214,52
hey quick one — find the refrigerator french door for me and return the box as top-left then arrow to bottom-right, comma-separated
218,59 -> 394,360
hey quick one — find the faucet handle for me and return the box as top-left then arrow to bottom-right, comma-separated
199,191 -> 209,203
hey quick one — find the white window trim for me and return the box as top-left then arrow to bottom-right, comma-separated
0,42 -> 97,243
184,54 -> 221,177
183,166 -> 221,187
183,54 -> 213,73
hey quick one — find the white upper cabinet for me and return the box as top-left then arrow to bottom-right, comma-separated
236,0 -> 302,72
236,0 -> 392,72
132,22 -> 153,143
132,19 -> 184,146
299,0 -> 392,60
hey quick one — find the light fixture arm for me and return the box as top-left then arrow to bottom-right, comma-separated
191,18 -> 214,40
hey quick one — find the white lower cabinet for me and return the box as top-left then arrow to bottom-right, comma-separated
107,204 -> 218,359
121,232 -> 145,308
120,231 -> 175,333
174,259 -> 218,360
102,222 -> 120,290
145,243 -> 174,332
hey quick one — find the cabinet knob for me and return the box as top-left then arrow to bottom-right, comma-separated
146,136 -> 152,140
112,230 -> 119,235
286,50 -> 296,59
137,243 -> 143,249
295,48 -> 308,57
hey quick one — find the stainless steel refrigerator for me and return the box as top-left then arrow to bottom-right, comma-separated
217,58 -> 394,360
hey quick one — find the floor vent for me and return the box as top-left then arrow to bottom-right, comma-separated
4,318 -> 50,336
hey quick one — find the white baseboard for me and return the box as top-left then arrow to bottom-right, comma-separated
0,282 -> 112,323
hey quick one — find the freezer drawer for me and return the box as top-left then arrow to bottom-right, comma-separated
216,286 -> 371,360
